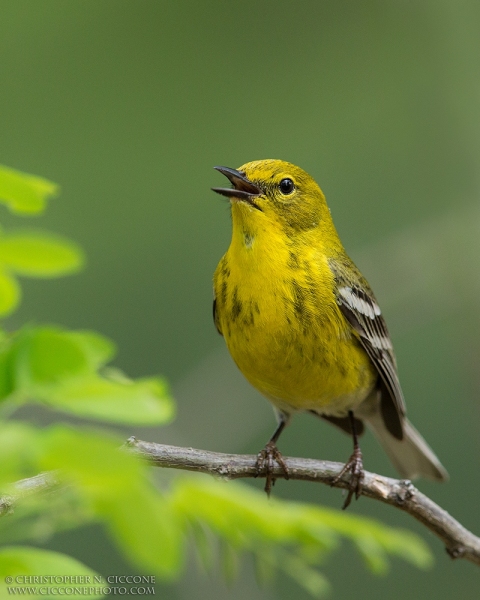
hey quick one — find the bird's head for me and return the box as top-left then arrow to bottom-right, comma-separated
212,159 -> 334,237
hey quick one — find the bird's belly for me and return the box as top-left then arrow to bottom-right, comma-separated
225,312 -> 376,416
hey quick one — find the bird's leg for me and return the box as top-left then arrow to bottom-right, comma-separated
255,417 -> 289,497
332,410 -> 364,510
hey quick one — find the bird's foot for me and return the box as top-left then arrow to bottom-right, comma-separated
255,441 -> 289,497
332,445 -> 364,510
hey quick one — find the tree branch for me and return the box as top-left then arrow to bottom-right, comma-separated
2,439 -> 479,568
0,472 -> 59,517
126,437 -> 480,567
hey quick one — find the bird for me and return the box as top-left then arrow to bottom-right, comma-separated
211,159 -> 448,508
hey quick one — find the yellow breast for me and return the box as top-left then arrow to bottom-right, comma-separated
213,212 -> 376,416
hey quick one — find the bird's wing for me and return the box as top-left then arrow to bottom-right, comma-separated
329,255 -> 406,440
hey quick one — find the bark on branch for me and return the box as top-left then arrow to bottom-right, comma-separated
127,438 -> 480,567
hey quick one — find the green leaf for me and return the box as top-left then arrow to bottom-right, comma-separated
9,326 -> 173,425
0,268 -> 21,316
253,547 -> 277,587
72,332 -> 116,369
42,374 -> 175,425
219,540 -> 240,584
38,427 -> 183,579
171,477 -> 434,593
0,165 -> 58,215
0,231 -> 85,277
38,426 -> 135,494
368,524 -> 434,570
0,344 -> 14,400
173,478 -> 337,550
353,535 -> 389,574
105,485 -> 183,579
0,422 -> 39,488
13,328 -> 92,389
189,521 -> 215,574
12,328 -> 115,388
299,504 -> 433,571
0,483 -> 92,545
0,546 -> 104,599
282,555 -> 331,598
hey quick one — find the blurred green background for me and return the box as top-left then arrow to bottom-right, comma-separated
1,0 -> 479,597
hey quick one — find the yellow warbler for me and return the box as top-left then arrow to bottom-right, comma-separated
212,159 -> 447,508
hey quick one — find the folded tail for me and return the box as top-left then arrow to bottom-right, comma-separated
366,411 -> 448,482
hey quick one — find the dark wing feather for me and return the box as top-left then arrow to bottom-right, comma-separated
329,256 -> 405,440
213,298 -> 223,336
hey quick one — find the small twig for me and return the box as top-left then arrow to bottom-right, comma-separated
126,438 -> 480,567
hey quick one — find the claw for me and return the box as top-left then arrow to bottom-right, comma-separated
255,441 -> 289,497
332,445 -> 364,509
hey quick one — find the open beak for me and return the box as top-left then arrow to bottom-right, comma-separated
212,166 -> 262,210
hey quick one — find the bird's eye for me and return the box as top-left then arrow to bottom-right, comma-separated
279,178 -> 295,195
